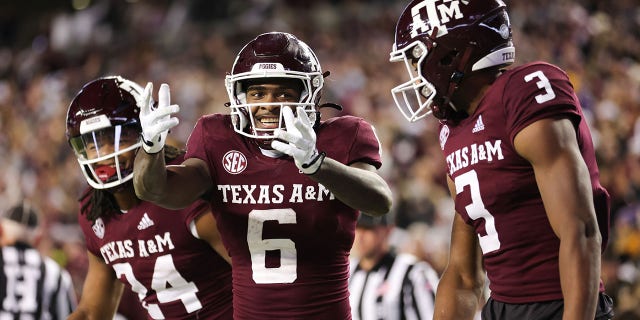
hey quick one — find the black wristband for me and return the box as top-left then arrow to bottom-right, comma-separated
302,151 -> 326,175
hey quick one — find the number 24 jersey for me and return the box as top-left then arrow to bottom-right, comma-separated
78,156 -> 233,319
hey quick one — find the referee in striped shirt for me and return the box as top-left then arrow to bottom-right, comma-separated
349,214 -> 439,320
0,201 -> 77,319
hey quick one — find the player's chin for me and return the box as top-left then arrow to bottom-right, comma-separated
256,138 -> 275,149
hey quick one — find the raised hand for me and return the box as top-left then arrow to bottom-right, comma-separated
139,82 -> 180,154
271,107 -> 325,175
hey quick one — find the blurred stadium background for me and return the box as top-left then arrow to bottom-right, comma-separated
0,0 -> 638,317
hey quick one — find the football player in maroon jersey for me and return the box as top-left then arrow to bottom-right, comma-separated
133,32 -> 393,319
389,1 -> 615,319
65,76 -> 233,319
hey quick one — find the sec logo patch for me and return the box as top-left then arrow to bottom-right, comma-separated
223,150 -> 248,174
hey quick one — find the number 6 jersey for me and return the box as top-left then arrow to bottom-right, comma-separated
439,61 -> 610,303
185,113 -> 382,319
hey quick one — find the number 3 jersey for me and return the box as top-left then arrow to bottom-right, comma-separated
439,61 -> 610,303
185,114 -> 382,319
77,156 -> 233,320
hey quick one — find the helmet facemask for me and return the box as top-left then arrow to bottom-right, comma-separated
224,32 -> 324,147
390,40 -> 436,123
69,123 -> 141,190
226,64 -> 323,142
390,31 -> 483,123
66,76 -> 145,190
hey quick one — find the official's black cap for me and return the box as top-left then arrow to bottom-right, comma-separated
3,202 -> 40,229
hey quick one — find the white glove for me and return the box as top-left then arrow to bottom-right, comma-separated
271,107 -> 325,175
139,82 -> 180,154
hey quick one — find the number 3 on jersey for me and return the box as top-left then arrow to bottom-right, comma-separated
455,170 -> 501,254
524,70 -> 556,104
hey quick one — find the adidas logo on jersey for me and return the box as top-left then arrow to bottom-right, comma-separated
137,213 -> 155,230
472,115 -> 485,133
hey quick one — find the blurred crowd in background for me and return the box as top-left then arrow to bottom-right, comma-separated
0,0 -> 639,317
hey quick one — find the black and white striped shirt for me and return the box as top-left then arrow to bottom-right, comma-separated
349,252 -> 439,320
0,243 -> 77,319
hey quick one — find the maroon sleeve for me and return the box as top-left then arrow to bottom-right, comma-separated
320,116 -> 382,169
77,211 -> 97,255
182,200 -> 210,227
184,114 -> 226,182
349,118 -> 383,169
185,117 -> 209,165
503,62 -> 582,144
76,189 -> 101,258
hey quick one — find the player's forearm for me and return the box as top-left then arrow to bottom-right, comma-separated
133,148 -> 170,203
133,150 -> 204,209
69,293 -> 120,320
68,307 -> 115,320
434,271 -> 482,320
307,158 -> 392,215
559,224 -> 601,320
67,309 -> 90,320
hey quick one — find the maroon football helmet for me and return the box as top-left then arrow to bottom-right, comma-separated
390,0 -> 515,122
225,32 -> 323,143
66,76 -> 145,189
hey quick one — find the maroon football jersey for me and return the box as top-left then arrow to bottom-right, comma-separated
439,62 -> 610,303
78,158 -> 233,319
185,114 -> 382,319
